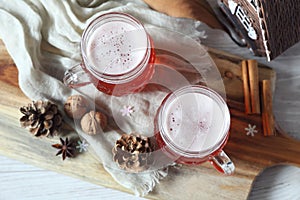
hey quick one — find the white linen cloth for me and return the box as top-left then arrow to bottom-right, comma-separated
1,0 -> 300,198
0,0 -> 213,196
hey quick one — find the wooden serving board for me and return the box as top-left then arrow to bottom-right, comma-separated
1,40 -> 300,200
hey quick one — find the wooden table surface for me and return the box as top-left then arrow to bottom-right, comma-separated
1,39 -> 300,200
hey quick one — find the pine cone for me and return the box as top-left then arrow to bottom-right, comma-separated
19,100 -> 63,137
112,133 -> 154,173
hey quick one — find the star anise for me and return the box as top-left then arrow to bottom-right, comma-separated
52,137 -> 74,160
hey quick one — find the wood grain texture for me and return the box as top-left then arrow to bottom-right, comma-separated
142,0 -> 224,30
0,155 -> 144,200
1,40 -> 300,200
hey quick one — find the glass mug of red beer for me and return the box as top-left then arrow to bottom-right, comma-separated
63,12 -> 155,96
155,85 -> 235,175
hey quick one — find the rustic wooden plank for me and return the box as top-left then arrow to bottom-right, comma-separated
0,155 -> 144,200
208,47 -> 276,102
1,39 -> 300,200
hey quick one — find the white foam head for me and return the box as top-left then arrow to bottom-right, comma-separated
86,20 -> 148,75
160,86 -> 230,154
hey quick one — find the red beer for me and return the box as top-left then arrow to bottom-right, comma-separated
64,12 -> 155,96
154,85 -> 234,174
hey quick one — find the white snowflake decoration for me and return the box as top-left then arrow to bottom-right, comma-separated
76,140 -> 89,152
198,30 -> 207,39
120,105 -> 134,117
245,124 -> 258,137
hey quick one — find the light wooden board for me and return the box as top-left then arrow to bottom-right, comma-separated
0,155 -> 144,200
1,40 -> 300,200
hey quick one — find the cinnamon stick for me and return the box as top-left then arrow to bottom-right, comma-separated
242,60 -> 251,114
248,60 -> 261,114
261,80 -> 275,136
262,112 -> 268,135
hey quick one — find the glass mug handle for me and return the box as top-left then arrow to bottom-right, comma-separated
63,63 -> 91,88
210,150 -> 235,175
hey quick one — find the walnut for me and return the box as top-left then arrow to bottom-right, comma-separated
80,111 -> 107,135
64,95 -> 89,119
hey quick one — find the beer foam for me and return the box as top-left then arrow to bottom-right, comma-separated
163,92 -> 227,152
86,21 -> 148,75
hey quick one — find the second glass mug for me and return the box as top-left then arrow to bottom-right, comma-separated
63,12 -> 155,96
154,85 -> 235,175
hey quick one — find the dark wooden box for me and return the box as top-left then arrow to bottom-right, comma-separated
218,0 -> 300,61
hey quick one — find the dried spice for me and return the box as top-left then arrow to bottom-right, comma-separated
20,100 -> 62,137
52,137 -> 75,160
112,133 -> 154,173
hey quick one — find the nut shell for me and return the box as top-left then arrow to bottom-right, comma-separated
80,111 -> 107,135
64,95 -> 89,119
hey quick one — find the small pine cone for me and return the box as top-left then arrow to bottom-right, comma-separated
19,100 -> 63,137
112,133 -> 154,173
